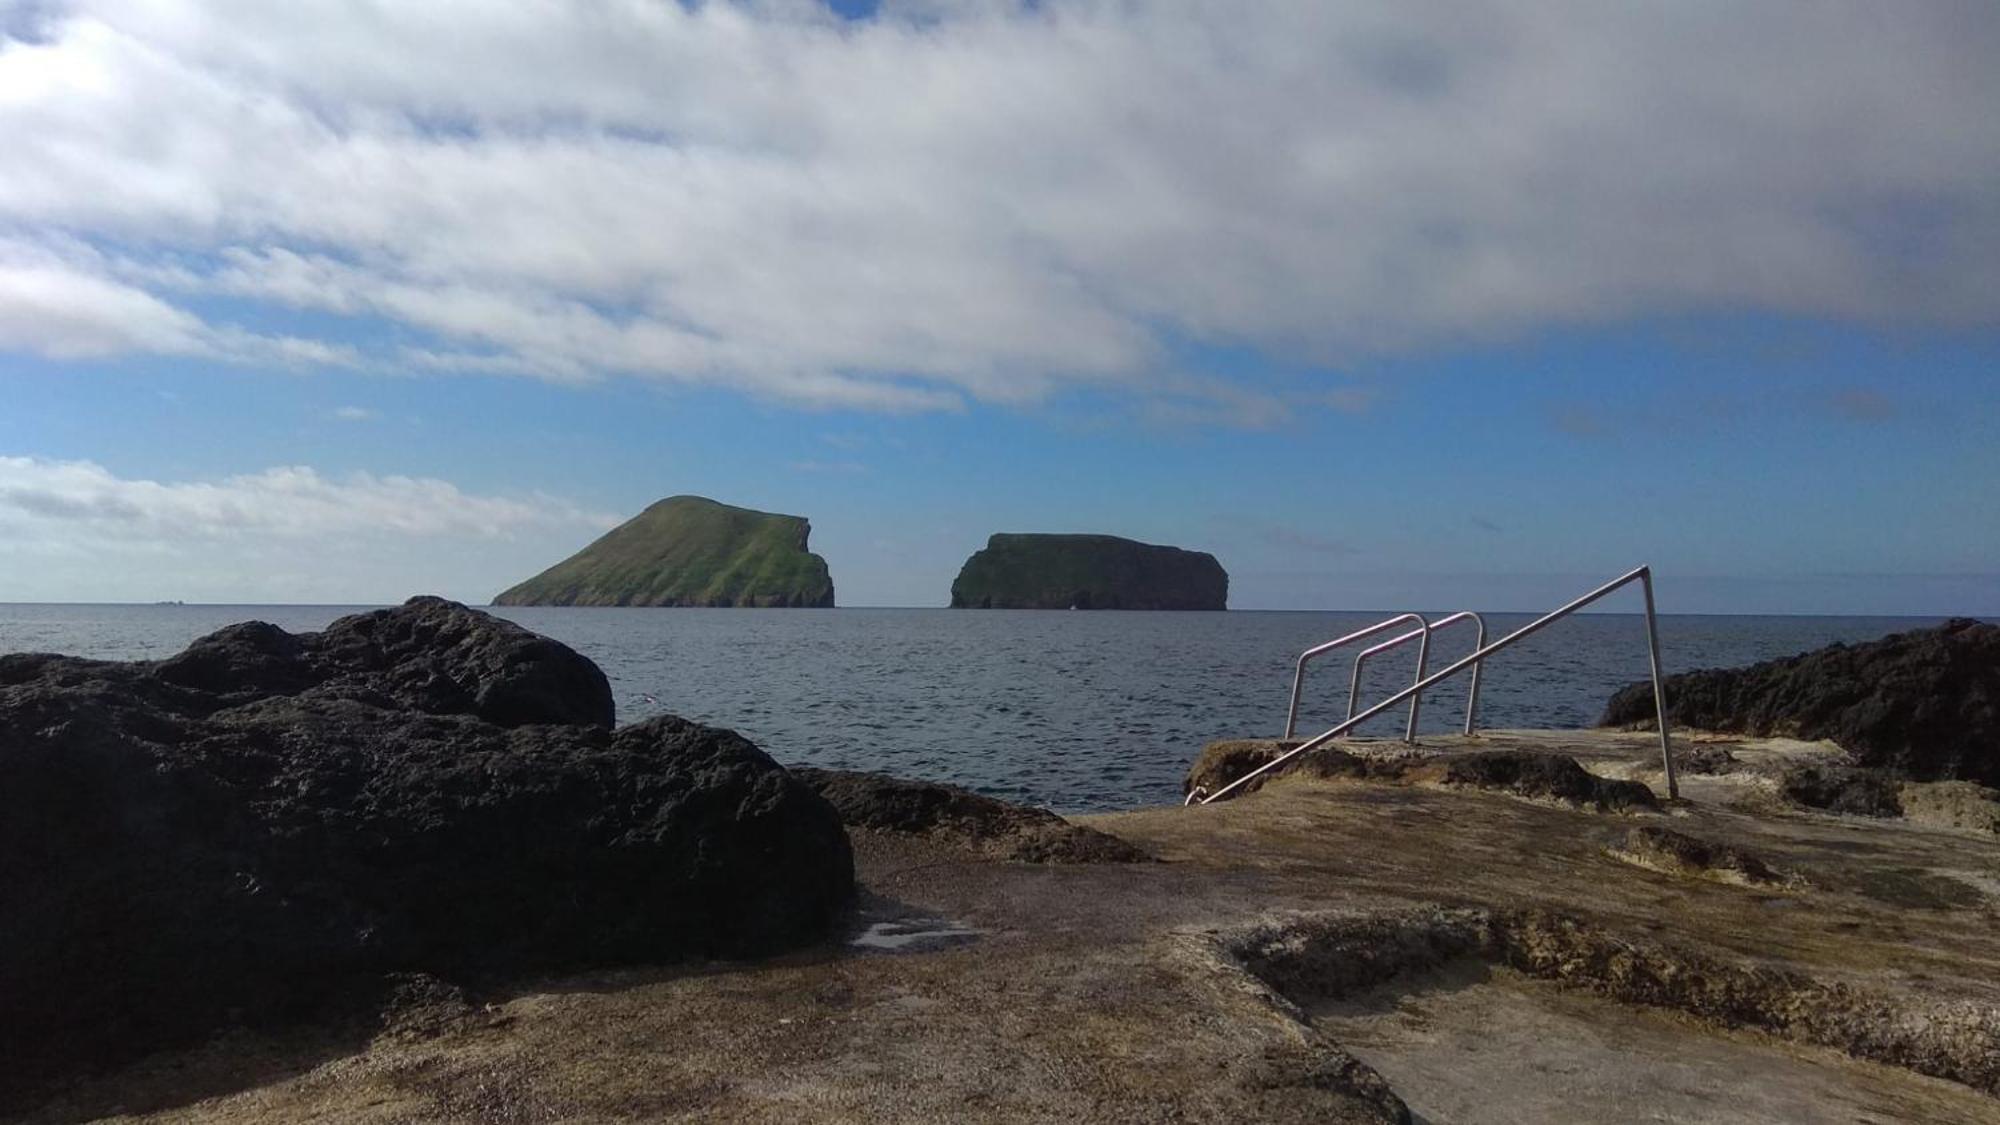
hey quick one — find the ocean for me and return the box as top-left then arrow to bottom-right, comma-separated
0,604 -> 1947,812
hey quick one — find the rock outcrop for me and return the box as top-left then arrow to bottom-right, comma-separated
495,495 -> 835,607
1600,618 -> 2000,785
793,767 -> 1150,863
1611,826 -> 1786,886
0,598 -> 853,1094
1183,740 -> 1655,811
1774,762 -> 1907,817
949,533 -> 1227,610
1437,750 -> 1660,812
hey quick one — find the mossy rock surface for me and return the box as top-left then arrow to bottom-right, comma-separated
495,495 -> 834,608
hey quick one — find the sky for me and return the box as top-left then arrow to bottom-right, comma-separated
0,1 -> 1996,613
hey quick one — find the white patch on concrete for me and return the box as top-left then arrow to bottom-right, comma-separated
850,920 -> 984,951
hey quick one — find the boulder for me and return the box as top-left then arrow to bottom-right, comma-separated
1183,739 -> 1401,801
0,599 -> 852,1098
1601,618 -> 2000,785
1438,751 -> 1660,812
1775,763 -> 1905,818
1184,739 -> 1300,799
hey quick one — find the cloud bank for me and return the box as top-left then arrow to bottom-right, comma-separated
2,1 -> 1996,411
0,455 -> 615,601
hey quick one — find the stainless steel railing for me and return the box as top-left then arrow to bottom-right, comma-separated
1281,613 -> 1432,744
1198,567 -> 1677,806
1347,610 -> 1487,737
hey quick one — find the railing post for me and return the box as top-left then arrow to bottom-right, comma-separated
1404,625 -> 1430,742
1345,660 -> 1365,728
1462,615 -> 1487,736
1284,658 -> 1308,741
1640,568 -> 1678,800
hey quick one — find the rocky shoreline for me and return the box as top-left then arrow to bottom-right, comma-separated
0,598 -> 852,1104
5,608 -> 1998,1122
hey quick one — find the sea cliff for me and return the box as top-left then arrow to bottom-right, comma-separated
494,495 -> 835,607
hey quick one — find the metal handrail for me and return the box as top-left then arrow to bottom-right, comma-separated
1282,613 -> 1431,744
1348,611 -> 1487,737
1199,567 -> 1678,805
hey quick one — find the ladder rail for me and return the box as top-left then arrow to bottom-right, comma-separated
1282,613 -> 1431,743
1346,610 -> 1488,737
1203,567 -> 1677,805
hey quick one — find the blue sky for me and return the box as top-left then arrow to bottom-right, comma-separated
6,318 -> 1993,612
1,3 -> 1996,613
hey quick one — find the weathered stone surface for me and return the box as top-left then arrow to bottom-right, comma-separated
1776,762 -> 1906,817
1183,739 -> 1405,800
1185,741 -> 1656,813
1898,781 -> 2000,835
1438,751 -> 1660,812
1602,618 -> 2000,785
793,766 -> 1149,863
1226,906 -> 2000,1098
0,599 -> 852,1096
1612,826 -> 1784,885
25,727 -> 2000,1124
1185,738 -> 1298,798
1677,743 -> 1741,775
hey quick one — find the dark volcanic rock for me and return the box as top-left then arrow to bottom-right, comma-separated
793,767 -> 1150,863
146,596 -> 616,726
1439,751 -> 1660,812
1184,739 -> 1298,799
1183,740 -> 1393,801
1183,742 -> 1653,812
1601,618 -> 2000,785
1775,763 -> 1906,818
0,599 -> 852,1100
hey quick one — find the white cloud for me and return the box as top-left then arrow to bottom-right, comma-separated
329,405 -> 376,421
0,455 -> 618,601
0,2 -> 1995,411
0,236 -> 359,364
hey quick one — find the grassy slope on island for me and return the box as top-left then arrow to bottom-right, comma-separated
494,496 -> 834,607
949,533 -> 1227,610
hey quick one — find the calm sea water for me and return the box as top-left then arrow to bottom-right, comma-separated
0,604 -> 1947,812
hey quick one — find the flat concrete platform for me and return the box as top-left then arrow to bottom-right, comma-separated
18,731 -> 2000,1124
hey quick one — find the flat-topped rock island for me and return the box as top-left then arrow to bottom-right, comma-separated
949,533 -> 1228,610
